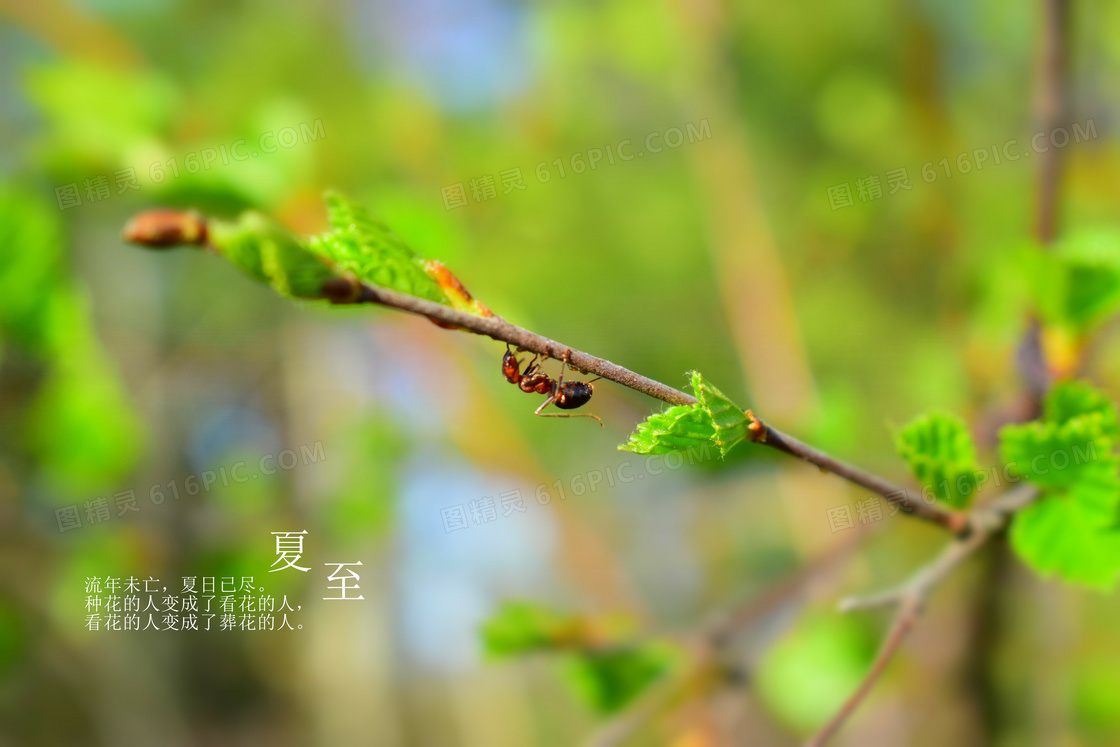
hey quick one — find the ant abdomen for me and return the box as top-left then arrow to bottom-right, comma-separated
555,382 -> 594,409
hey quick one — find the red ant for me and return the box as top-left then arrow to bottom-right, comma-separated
502,345 -> 603,426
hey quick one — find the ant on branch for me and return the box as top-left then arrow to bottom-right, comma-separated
502,345 -> 604,427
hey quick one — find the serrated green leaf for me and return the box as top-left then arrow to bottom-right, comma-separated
1045,379 -> 1120,442
619,371 -> 748,458
207,212 -> 342,299
1010,491 -> 1120,589
307,192 -> 446,303
1002,380 -> 1120,588
999,417 -> 1117,498
895,412 -> 980,508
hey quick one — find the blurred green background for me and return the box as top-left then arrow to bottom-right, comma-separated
1,0 -> 1119,745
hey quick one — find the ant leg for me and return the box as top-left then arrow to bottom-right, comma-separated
556,349 -> 576,385
533,397 -> 604,427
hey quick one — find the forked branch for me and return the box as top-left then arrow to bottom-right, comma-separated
807,486 -> 1038,746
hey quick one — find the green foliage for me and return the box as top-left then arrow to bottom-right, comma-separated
1028,228 -> 1120,336
24,62 -> 178,172
28,288 -> 145,494
1010,491 -> 1120,589
480,601 -> 678,714
0,187 -> 143,494
559,643 -> 678,715
895,412 -> 981,508
999,381 -> 1120,588
307,192 -> 446,303
1045,379 -> 1120,442
207,211 -> 342,299
195,194 -> 487,312
0,187 -> 66,350
620,371 -> 749,458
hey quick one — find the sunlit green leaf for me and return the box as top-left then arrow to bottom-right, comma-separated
207,211 -> 342,299
307,192 -> 446,303
620,371 -> 748,458
895,411 -> 980,508
1001,380 -> 1120,587
1045,379 -> 1120,442
1010,489 -> 1120,589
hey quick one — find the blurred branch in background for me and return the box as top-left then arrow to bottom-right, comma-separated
673,0 -> 820,428
810,486 -> 1038,746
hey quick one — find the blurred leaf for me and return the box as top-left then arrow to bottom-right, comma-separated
756,615 -> 875,733
480,601 -> 581,657
895,412 -> 980,508
24,62 -> 178,172
1028,227 -> 1120,336
619,371 -> 748,458
0,186 -> 66,350
1045,379 -> 1120,441
325,415 -> 404,541
29,289 -> 144,494
560,643 -> 679,715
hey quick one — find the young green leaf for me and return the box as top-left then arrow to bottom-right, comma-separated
1009,489 -> 1120,589
207,212 -> 344,299
619,371 -> 748,458
307,192 -> 447,304
1003,385 -> 1115,497
895,412 -> 981,508
1044,379 -> 1120,442
1000,380 -> 1120,587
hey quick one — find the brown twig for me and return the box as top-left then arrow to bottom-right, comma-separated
123,207 -> 971,539
806,486 -> 1038,746
352,285 -> 970,534
747,413 -> 969,536
1035,0 -> 1070,245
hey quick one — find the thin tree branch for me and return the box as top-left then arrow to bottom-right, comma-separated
352,284 -> 968,534
746,413 -> 969,536
123,207 -> 967,536
807,486 -> 1038,746
349,283 -> 697,405
1035,0 -> 1070,245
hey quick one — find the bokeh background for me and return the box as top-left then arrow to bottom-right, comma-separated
1,0 -> 1119,745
